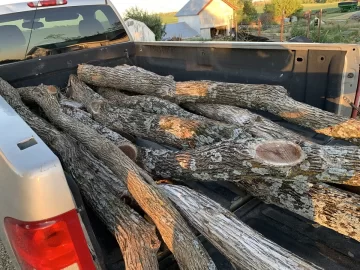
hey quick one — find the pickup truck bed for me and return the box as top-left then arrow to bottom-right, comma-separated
1,41 -> 360,269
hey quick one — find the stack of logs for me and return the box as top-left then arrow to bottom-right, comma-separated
1,63 -> 360,270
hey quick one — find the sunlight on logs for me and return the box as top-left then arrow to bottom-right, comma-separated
315,119 -> 360,139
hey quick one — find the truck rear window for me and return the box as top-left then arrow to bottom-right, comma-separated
0,5 -> 129,65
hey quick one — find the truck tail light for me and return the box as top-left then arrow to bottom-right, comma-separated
4,210 -> 95,270
27,0 -> 68,8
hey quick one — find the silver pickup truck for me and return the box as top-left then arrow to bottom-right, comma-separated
0,0 -> 359,269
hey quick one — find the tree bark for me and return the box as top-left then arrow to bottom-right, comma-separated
78,64 -> 360,145
78,64 -> 176,98
236,178 -> 360,243
97,87 -> 204,120
160,185 -> 321,270
0,79 -> 160,270
70,74 -> 246,149
89,99 -> 246,149
139,139 -> 360,186
61,105 -> 138,161
13,82 -> 216,270
183,103 -> 305,142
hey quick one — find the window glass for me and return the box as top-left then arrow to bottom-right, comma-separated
0,5 -> 129,65
0,11 -> 33,64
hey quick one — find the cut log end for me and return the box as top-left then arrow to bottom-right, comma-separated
120,145 -> 138,162
255,141 -> 306,166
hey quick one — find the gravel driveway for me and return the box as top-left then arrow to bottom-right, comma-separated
0,241 -> 14,270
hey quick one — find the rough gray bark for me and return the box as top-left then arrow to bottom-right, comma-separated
67,74 -> 104,107
89,99 -> 246,149
69,75 -> 245,149
13,82 -> 216,270
183,103 -> 305,142
1,79 -> 160,270
97,87 -> 204,120
78,64 -> 176,98
61,105 -> 138,160
236,178 -> 360,242
78,64 -> 360,145
161,185 -> 321,270
139,139 -> 360,186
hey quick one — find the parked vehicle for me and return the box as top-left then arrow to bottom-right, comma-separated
0,1 -> 359,269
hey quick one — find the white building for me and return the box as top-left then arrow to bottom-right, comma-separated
176,0 -> 236,39
125,19 -> 156,42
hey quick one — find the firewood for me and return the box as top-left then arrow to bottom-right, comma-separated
183,103 -> 305,142
1,79 -> 160,270
67,75 -> 248,149
11,81 -> 217,270
139,139 -> 360,186
161,184 -> 321,270
236,178 -> 360,242
78,64 -> 175,98
61,105 -> 138,160
78,64 -> 360,145
97,87 -> 204,120
139,146 -> 360,242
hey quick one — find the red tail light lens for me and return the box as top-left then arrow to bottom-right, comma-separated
28,0 -> 68,8
4,210 -> 95,270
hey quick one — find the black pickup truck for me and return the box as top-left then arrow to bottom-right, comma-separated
0,1 -> 359,269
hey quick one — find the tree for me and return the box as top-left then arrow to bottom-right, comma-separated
242,0 -> 258,23
272,0 -> 302,18
124,7 -> 165,41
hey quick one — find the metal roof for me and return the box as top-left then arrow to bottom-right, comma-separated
162,22 -> 200,40
176,0 -> 236,17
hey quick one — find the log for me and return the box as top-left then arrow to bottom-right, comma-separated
160,185 -> 321,270
67,76 -> 247,149
97,87 -> 204,120
13,82 -> 216,270
183,103 -> 305,142
19,85 -> 138,160
89,99 -> 246,149
61,105 -> 138,160
139,148 -> 360,242
78,64 -> 360,145
236,178 -> 360,243
139,139 -> 360,186
1,79 -> 160,270
78,64 -> 176,98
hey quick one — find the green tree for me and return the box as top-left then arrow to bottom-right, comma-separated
124,7 -> 166,41
272,0 -> 302,17
242,0 -> 258,23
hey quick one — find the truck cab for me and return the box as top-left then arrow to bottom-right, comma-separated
0,1 -> 359,269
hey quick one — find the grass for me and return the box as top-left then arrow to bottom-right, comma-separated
253,2 -> 342,13
290,19 -> 360,43
158,12 -> 178,24
302,2 -> 341,11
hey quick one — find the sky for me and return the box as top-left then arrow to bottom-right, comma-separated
110,0 -> 189,14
